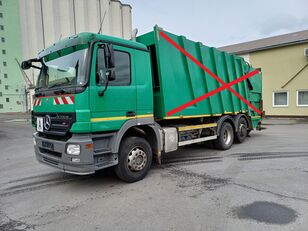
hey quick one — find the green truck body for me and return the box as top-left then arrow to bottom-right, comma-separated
25,26 -> 262,182
138,29 -> 262,126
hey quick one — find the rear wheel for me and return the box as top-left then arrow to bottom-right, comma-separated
114,136 -> 152,183
235,117 -> 248,143
214,122 -> 234,150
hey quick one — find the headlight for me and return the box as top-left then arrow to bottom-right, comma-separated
66,144 -> 80,155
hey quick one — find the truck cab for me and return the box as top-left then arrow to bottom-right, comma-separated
25,33 -> 159,181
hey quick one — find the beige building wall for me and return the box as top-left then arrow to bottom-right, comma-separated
249,43 -> 308,116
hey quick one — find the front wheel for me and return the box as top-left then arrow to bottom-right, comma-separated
214,122 -> 234,150
114,137 -> 152,183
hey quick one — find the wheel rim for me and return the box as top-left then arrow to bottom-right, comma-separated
223,127 -> 232,145
127,147 -> 147,172
239,122 -> 247,138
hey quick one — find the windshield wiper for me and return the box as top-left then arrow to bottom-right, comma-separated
54,89 -> 70,95
48,82 -> 71,89
34,92 -> 44,97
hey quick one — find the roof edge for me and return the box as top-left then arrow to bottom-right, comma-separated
230,39 -> 308,55
219,29 -> 308,54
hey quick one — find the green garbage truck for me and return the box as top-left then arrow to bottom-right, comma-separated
22,26 -> 262,182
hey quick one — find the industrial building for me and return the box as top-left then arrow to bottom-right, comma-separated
0,0 -> 132,113
220,30 -> 308,117
0,0 -> 24,112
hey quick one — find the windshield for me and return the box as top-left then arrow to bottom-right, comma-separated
37,48 -> 88,90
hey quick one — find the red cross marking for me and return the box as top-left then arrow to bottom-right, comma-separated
159,31 -> 262,116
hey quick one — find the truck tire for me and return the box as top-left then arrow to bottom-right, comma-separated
114,136 -> 152,183
235,117 -> 248,143
214,122 -> 234,150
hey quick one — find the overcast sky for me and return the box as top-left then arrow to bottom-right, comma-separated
124,0 -> 308,47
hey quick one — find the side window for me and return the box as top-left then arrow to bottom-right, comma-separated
110,51 -> 131,86
96,47 -> 131,86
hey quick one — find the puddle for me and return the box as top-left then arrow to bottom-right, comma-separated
235,201 -> 297,225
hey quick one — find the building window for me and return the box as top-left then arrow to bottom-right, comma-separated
0,1 -> 2,6
0,104 -> 3,109
6,98 -> 9,102
16,89 -> 19,92
0,92 -> 2,96
4,73 -> 7,78
0,25 -> 3,30
0,79 -> 1,84
5,85 -> 8,90
3,61 -> 7,66
2,49 -> 5,54
1,37 -> 4,42
273,91 -> 288,107
0,13 -> 3,18
297,90 -> 308,107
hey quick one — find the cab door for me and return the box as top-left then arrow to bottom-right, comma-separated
89,43 -> 137,132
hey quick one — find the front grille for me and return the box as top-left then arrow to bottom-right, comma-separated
39,148 -> 62,158
33,112 -> 75,137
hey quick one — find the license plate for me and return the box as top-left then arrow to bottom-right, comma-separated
42,141 -> 54,151
37,117 -> 44,132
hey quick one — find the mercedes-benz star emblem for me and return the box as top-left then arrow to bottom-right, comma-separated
44,115 -> 51,131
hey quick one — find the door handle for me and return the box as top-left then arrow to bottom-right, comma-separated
126,111 -> 136,117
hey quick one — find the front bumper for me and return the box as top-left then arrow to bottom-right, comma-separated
33,132 -> 118,175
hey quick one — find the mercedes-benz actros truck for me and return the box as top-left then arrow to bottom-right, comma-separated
22,26 -> 262,182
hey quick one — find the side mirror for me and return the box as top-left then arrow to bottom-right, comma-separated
106,69 -> 116,81
104,44 -> 115,69
96,69 -> 105,84
21,58 -> 42,70
21,60 -> 32,70
97,70 -> 116,97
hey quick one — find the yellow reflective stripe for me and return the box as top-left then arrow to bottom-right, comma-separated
90,114 -> 153,122
163,112 -> 242,120
178,123 -> 217,132
251,116 -> 261,119
164,114 -> 211,120
91,116 -> 127,122
137,114 -> 154,119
